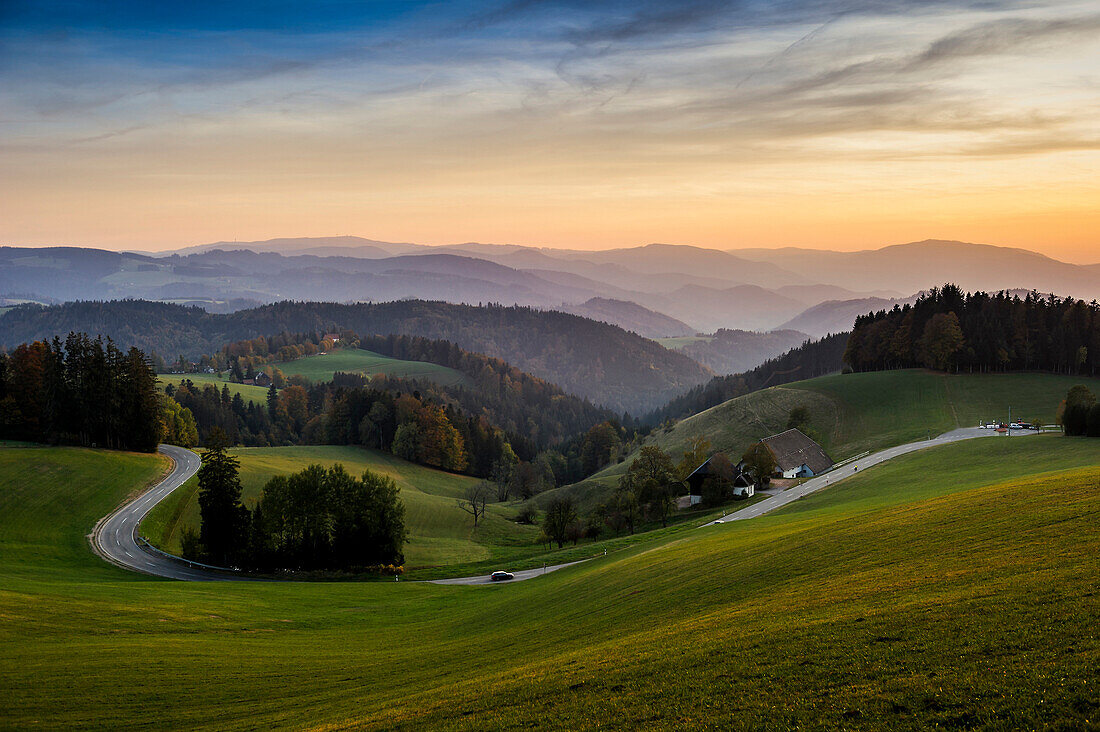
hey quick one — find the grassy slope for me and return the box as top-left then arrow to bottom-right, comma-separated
282,348 -> 472,387
2,436 -> 1098,729
555,369 -> 1099,510
141,445 -> 539,570
141,445 -> 753,577
159,373 -> 271,404
655,335 -> 712,349
158,349 -> 471,405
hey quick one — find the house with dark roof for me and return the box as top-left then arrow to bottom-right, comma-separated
684,455 -> 755,503
759,428 -> 833,479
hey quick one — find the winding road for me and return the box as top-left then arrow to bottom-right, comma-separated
91,428 -> 1036,583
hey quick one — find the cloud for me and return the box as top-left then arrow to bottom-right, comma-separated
909,12 -> 1100,68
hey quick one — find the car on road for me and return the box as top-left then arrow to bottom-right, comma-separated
490,571 -> 514,582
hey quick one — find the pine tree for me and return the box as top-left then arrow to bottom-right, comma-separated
197,428 -> 249,565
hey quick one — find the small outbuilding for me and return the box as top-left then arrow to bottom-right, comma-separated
759,428 -> 833,479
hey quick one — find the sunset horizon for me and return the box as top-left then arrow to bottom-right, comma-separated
2,1 -> 1097,262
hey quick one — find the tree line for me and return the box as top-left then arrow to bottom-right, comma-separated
189,430 -> 407,572
0,333 -> 162,451
845,285 -> 1100,375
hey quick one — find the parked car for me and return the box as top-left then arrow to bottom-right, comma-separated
490,571 -> 514,582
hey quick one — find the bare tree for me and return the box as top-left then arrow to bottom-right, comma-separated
543,496 -> 578,548
457,482 -> 492,526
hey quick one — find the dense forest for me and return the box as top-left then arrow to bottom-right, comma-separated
207,330 -> 618,447
845,285 -> 1100,375
0,299 -> 713,413
0,333 -> 162,451
648,332 -> 849,422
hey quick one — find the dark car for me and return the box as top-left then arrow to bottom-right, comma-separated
490,571 -> 514,582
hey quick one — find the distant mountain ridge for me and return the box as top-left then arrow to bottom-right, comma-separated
557,298 -> 695,338
5,238 -> 1095,335
0,299 -> 713,415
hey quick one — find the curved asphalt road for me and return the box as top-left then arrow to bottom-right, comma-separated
90,444 -> 251,582
90,444 -> 576,585
706,427 -> 1038,526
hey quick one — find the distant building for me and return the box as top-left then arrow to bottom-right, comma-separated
323,332 -> 341,343
759,429 -> 833,479
685,455 -> 755,501
254,372 -> 272,388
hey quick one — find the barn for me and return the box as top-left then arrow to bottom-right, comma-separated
759,428 -> 834,479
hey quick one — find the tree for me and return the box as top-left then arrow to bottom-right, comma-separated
676,435 -> 711,480
700,452 -> 737,507
543,496 -> 578,548
491,444 -> 519,501
580,421 -> 621,475
741,442 -> 777,487
160,393 -> 198,447
1062,385 -> 1096,436
197,428 -> 249,565
457,482 -> 492,527
254,463 -> 407,569
919,311 -> 966,371
787,406 -> 811,431
620,445 -> 679,527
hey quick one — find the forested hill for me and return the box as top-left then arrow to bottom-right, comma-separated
0,300 -> 713,414
648,332 -> 849,423
845,285 -> 1100,375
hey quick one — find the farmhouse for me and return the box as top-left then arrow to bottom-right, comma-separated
323,332 -> 341,343
684,455 -> 755,504
760,428 -> 833,479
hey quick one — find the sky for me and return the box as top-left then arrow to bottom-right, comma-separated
1,1 -> 1098,262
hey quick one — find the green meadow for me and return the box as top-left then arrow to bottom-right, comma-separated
140,445 -> 743,577
159,349 -> 471,405
158,373 -> 271,404
556,369 -> 1099,509
280,348 -> 471,387
655,335 -> 713,349
1,435 -> 1097,729
142,445 -> 536,571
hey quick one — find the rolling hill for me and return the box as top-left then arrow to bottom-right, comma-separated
1,431 -> 1097,728
557,297 -> 695,338
550,369 -> 1099,510
0,299 -> 712,414
140,445 -> 538,571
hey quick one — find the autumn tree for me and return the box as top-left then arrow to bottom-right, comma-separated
620,445 -> 679,527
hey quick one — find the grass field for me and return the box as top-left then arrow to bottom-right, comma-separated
281,348 -> 471,387
655,335 -> 712,349
158,349 -> 471,403
158,373 -> 271,404
142,445 -> 539,570
1,434 -> 1097,729
141,445 -> 750,577
554,369 -> 1100,510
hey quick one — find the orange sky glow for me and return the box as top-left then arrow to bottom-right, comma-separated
1,1 -> 1098,262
